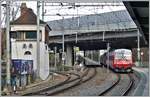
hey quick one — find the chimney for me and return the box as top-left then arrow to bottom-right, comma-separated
20,3 -> 28,16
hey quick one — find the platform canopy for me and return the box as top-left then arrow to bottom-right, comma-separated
123,1 -> 149,47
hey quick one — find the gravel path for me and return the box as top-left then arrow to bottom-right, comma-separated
54,67 -> 117,96
132,67 -> 149,96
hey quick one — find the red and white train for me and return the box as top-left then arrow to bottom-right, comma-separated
100,49 -> 133,72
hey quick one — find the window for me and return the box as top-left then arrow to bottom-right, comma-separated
24,31 -> 42,40
25,32 -> 37,39
115,53 -> 132,60
11,30 -> 42,40
11,32 -> 17,38
10,31 -> 23,40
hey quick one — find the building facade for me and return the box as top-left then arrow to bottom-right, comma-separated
10,3 -> 51,87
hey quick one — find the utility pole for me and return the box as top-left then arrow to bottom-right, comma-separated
6,1 -> 11,92
74,46 -> 76,69
0,2 -> 2,95
76,12 -> 80,44
54,47 -> 57,71
56,13 -> 65,71
62,16 -> 65,71
0,1 -> 1,60
98,50 -> 100,65
75,32 -> 78,43
42,1 -> 44,21
102,31 -> 105,41
137,29 -> 141,67
36,1 -> 41,81
12,8 -> 15,21
107,43 -> 110,73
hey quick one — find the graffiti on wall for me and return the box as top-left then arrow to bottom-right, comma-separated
12,59 -> 33,75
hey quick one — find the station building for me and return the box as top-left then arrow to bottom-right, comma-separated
10,3 -> 51,87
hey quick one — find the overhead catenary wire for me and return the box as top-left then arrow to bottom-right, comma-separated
44,2 -> 124,7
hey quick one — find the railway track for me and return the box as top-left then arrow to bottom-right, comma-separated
23,67 -> 96,96
121,74 -> 134,96
24,64 -> 136,96
23,72 -> 71,96
99,73 -> 134,96
42,73 -> 81,96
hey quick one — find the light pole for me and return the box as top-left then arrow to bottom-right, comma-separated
141,52 -> 144,66
137,29 -> 141,67
56,13 -> 65,71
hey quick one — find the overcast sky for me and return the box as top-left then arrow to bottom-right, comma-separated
1,1 -> 127,26
24,2 -> 126,21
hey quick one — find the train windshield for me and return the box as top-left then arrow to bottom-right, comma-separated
115,52 -> 132,60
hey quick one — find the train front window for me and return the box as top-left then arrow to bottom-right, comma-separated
115,53 -> 131,60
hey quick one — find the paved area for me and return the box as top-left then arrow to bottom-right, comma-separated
132,67 -> 149,96
141,68 -> 149,96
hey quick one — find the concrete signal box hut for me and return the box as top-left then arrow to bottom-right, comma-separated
10,3 -> 51,87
